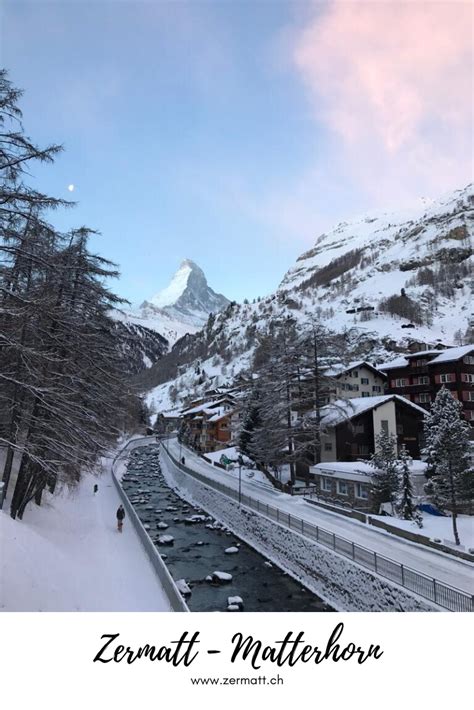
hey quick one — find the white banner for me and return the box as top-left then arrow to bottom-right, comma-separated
0,612 -> 471,708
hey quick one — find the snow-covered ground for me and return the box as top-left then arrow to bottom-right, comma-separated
163,438 -> 474,594
0,456 -> 173,612
371,513 -> 474,550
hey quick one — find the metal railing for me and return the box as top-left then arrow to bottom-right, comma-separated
160,440 -> 473,613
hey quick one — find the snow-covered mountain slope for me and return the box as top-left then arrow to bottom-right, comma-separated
279,183 -> 473,340
141,184 -> 473,415
117,259 -> 230,349
113,305 -> 198,348
113,320 -> 168,375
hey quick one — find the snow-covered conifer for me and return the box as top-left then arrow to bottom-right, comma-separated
369,429 -> 400,511
422,387 -> 471,545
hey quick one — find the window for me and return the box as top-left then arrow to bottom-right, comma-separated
462,373 -> 474,383
352,371 -> 359,378
355,483 -> 369,499
414,359 -> 427,367
361,377 -> 369,384
337,480 -> 348,495
418,393 -> 431,403
324,442 -> 333,451
415,376 -> 429,385
322,477 -> 332,492
353,384 -> 360,392
440,374 -> 453,383
361,391 -> 370,397
463,356 -> 474,365
381,420 -> 389,434
354,423 -> 365,434
372,385 -> 382,392
464,391 -> 474,401
397,424 -> 403,435
395,378 -> 407,387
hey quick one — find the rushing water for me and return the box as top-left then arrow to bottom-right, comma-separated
121,445 -> 334,612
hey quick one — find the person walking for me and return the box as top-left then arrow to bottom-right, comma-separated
93,484 -> 98,494
116,504 -> 125,533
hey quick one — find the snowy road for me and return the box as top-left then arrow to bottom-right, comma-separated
163,439 -> 474,595
0,456 -> 173,611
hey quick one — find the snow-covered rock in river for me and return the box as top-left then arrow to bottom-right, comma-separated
175,579 -> 192,597
224,546 -> 239,554
206,571 -> 233,584
157,522 -> 169,530
184,514 -> 207,524
156,535 -> 174,546
227,595 -> 244,611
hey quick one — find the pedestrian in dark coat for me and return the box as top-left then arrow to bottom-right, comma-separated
116,504 -> 126,532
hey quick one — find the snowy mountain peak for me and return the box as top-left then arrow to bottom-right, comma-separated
149,260 -> 196,308
144,259 -> 229,324
116,260 -> 230,356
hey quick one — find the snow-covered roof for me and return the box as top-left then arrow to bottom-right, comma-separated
182,397 -> 231,416
405,349 -> 445,358
320,394 -> 427,427
376,356 -> 409,371
159,409 -> 182,419
207,407 -> 232,422
326,360 -> 387,378
378,345 -> 474,370
427,344 -> 474,365
310,459 -> 428,482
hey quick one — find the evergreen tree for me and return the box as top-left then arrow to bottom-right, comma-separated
396,445 -> 423,526
238,380 -> 262,460
422,387 -> 471,545
0,70 -> 129,518
369,429 -> 400,511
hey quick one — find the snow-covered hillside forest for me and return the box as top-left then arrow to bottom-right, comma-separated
0,71 -> 146,519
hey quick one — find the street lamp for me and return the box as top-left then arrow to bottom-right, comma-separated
238,455 -> 244,506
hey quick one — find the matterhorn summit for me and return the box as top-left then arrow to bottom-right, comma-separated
114,259 -> 230,349
145,258 -> 229,325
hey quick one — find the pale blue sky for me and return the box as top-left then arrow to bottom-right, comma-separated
2,1 -> 471,304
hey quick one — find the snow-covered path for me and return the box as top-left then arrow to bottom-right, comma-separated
164,439 -> 474,595
0,460 -> 173,611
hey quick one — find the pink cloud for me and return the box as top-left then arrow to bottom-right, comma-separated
293,0 -> 473,202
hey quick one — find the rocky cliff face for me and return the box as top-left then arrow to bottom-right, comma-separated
113,321 -> 168,375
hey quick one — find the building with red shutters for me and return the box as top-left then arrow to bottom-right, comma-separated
378,345 -> 474,425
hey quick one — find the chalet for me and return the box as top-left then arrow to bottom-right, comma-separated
325,361 -> 387,400
378,344 -> 474,424
309,459 -> 428,512
155,410 -> 182,436
318,394 -> 426,462
180,396 -> 238,453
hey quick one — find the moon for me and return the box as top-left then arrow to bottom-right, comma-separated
68,184 -> 75,192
